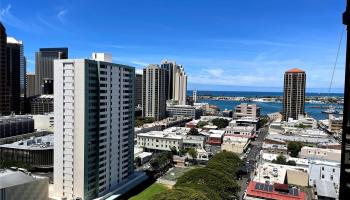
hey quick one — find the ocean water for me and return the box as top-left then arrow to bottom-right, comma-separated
188,90 -> 344,120
187,90 -> 344,97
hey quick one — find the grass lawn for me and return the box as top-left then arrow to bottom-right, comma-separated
129,183 -> 168,200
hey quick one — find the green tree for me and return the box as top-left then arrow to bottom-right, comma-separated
212,118 -> 229,129
286,160 -> 297,166
188,127 -> 199,135
179,148 -> 188,156
187,148 -> 197,160
259,115 -> 270,127
196,121 -> 208,128
207,151 -> 242,177
170,146 -> 178,155
287,141 -> 303,157
272,154 -> 287,165
176,168 -> 240,199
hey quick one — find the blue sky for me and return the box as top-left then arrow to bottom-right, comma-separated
0,0 -> 347,93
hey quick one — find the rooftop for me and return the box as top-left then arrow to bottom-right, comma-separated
0,169 -> 46,189
286,68 -> 305,73
137,131 -> 183,140
246,181 -> 305,200
315,180 -> 337,198
0,134 -> 54,150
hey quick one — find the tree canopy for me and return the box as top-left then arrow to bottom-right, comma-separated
176,168 -> 240,200
212,118 -> 229,129
196,121 -> 208,128
287,141 -> 303,157
154,151 -> 242,200
188,127 -> 199,135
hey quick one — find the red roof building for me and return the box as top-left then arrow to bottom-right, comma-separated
245,181 -> 305,200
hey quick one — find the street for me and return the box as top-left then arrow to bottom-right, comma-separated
238,126 -> 269,199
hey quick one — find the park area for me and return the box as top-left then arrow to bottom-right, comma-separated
160,167 -> 192,182
129,183 -> 168,200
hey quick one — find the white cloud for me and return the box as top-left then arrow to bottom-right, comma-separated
57,9 -> 68,22
135,68 -> 143,74
204,68 -> 224,77
131,60 -> 149,66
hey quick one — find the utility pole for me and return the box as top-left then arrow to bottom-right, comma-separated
340,0 -> 350,198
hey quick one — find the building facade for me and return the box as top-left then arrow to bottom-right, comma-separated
54,58 -> 135,200
26,73 -> 36,98
135,73 -> 142,107
142,64 -> 167,120
160,60 -> 187,105
173,65 -> 187,105
0,134 -> 53,168
233,103 -> 260,119
282,68 -> 306,121
29,95 -> 54,114
0,170 -> 49,200
0,23 -> 9,115
0,115 -> 34,139
166,105 -> 202,119
35,48 -> 68,95
6,37 -> 26,114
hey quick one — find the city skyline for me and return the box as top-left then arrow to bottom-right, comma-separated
0,0 -> 346,93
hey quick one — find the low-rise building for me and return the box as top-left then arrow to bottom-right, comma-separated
166,105 -> 203,119
253,162 -> 308,186
29,95 -> 53,115
267,112 -> 282,122
221,135 -> 250,154
299,146 -> 341,162
230,117 -> 259,131
136,131 -> 183,152
0,115 -> 34,139
233,103 -> 260,119
329,114 -> 342,135
0,134 -> 53,169
0,169 -> 49,200
314,180 -> 337,200
262,143 -> 288,156
182,134 -> 206,149
308,160 -> 340,190
185,120 -> 199,128
32,113 -> 54,132
225,126 -> 255,138
245,181 -> 306,200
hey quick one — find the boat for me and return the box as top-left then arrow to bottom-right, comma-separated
321,107 -> 338,114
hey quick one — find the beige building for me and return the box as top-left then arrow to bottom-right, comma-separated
329,114 -> 342,135
286,170 -> 309,187
142,64 -> 167,120
221,135 -> 250,154
299,146 -> 341,162
233,103 -> 260,119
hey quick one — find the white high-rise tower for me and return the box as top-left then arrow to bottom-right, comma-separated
54,56 -> 135,200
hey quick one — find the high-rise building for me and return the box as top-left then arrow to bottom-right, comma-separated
135,73 -> 142,107
26,73 -> 36,97
142,64 -> 167,120
54,57 -> 135,200
282,68 -> 306,121
0,23 -> 9,115
6,37 -> 26,114
193,90 -> 197,103
173,65 -> 187,105
160,59 -> 187,105
161,59 -> 176,100
35,48 -> 68,95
